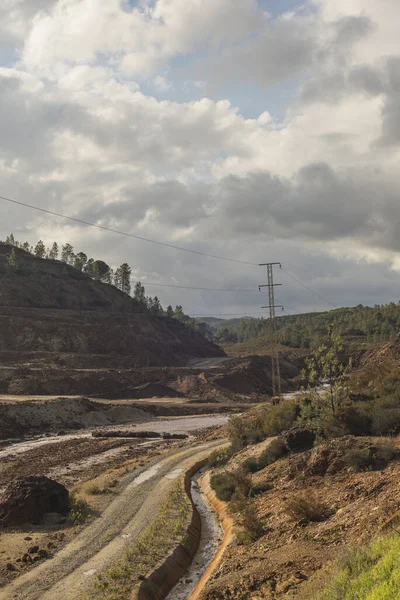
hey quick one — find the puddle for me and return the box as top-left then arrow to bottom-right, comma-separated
83,569 -> 97,577
165,468 -> 184,480
130,463 -> 162,487
166,476 -> 223,600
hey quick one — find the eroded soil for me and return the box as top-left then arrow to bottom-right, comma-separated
202,436 -> 400,600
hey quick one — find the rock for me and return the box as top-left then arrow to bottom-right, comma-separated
276,579 -> 294,594
24,536 -> 32,541
28,546 -> 39,554
283,428 -> 316,452
0,476 -> 69,526
22,554 -> 33,564
38,549 -> 49,558
6,563 -> 17,571
33,556 -> 42,562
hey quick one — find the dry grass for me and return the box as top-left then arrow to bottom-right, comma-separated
285,493 -> 329,523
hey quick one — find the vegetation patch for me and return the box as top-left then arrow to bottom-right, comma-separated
315,534 -> 400,600
285,493 -> 329,523
343,442 -> 396,472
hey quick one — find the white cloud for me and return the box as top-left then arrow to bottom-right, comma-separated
1,0 -> 400,313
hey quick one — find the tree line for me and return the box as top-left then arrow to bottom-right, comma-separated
210,302 -> 400,349
2,233 -> 209,333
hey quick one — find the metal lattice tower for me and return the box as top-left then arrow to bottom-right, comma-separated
259,262 -> 282,397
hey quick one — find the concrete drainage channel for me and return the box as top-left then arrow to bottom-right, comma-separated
133,458 -> 231,600
165,474 -> 224,600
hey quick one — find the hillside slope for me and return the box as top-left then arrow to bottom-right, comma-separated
0,243 -> 142,311
0,244 -> 224,367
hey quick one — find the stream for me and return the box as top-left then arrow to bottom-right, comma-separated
166,473 -> 224,600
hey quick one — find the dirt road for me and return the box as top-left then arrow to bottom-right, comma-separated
0,440 -> 224,600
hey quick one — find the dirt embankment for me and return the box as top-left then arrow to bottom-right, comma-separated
0,397 -> 150,440
201,436 -> 400,600
0,355 -> 301,401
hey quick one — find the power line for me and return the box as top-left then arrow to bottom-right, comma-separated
191,312 -> 267,317
0,193 -> 258,266
280,266 -> 337,308
135,281 -> 260,293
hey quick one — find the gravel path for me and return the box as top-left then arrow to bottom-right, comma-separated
0,440 -> 223,600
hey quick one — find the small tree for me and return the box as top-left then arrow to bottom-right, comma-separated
34,240 -> 46,258
166,305 -> 174,319
134,282 -> 146,304
6,248 -> 18,271
74,252 -> 87,271
301,331 -> 351,434
61,243 -> 74,264
174,305 -> 184,320
119,263 -> 131,294
5,234 -> 16,246
48,242 -> 59,260
148,296 -> 163,315
114,267 -> 122,290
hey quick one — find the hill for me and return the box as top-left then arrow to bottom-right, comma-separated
0,244 -> 224,368
197,304 -> 400,352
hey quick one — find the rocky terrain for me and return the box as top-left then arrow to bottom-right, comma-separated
202,435 -> 400,600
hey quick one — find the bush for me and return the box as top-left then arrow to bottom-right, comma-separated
69,493 -> 92,525
262,402 -> 298,437
82,473 -> 118,495
344,442 -> 396,472
243,457 -> 260,473
240,502 -> 264,543
208,448 -> 231,468
258,438 -> 288,468
285,493 -> 328,523
210,473 -> 236,502
228,415 -> 264,452
250,482 -> 273,497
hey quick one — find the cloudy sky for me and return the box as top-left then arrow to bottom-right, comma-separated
1,0 -> 400,317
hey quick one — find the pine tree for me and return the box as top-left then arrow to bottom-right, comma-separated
74,252 -> 87,271
61,243 -> 74,264
49,242 -> 59,260
166,305 -> 174,319
34,240 -> 46,258
119,263 -> 131,294
114,267 -> 122,290
134,282 -> 146,304
6,248 -> 18,270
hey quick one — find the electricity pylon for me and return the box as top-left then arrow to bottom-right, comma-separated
259,262 -> 283,397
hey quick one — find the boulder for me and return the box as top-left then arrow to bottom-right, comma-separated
0,476 -> 69,526
283,428 -> 316,452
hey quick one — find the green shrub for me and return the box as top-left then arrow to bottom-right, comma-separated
258,438 -> 288,468
285,493 -> 328,523
240,501 -> 264,543
371,407 -> 400,436
228,416 -> 249,452
210,473 -> 236,502
69,493 -> 92,525
317,534 -> 400,600
243,456 -> 261,473
250,482 -> 273,497
262,401 -> 298,437
208,448 -> 231,468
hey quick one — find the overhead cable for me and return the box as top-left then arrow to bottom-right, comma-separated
0,194 -> 258,266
